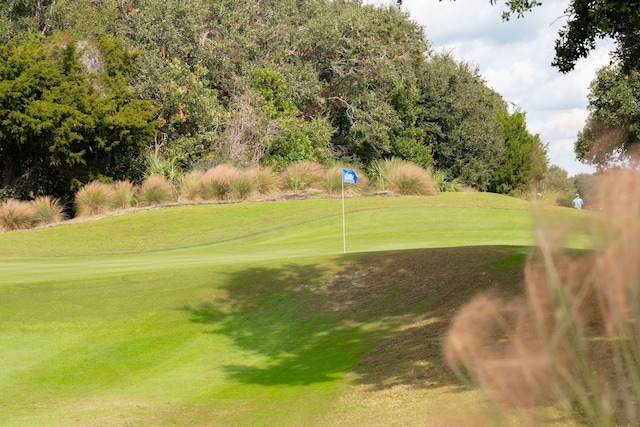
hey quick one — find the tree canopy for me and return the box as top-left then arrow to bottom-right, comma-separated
491,0 -> 640,73
575,65 -> 640,167
0,35 -> 157,199
0,0 -> 552,199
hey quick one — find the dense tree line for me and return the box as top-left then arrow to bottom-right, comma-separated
0,0 -> 548,200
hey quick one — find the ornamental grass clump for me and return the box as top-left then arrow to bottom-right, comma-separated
112,180 -> 136,209
373,158 -> 437,196
246,165 -> 279,196
137,174 -> 175,206
31,196 -> 65,226
202,164 -> 238,200
229,169 -> 255,200
324,165 -> 369,195
444,168 -> 640,426
178,170 -> 204,202
427,166 -> 461,193
0,199 -> 35,231
74,181 -> 116,217
281,161 -> 324,191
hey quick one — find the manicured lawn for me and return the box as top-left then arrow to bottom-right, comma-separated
0,194 -> 589,426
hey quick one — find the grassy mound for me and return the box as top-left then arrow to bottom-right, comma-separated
0,194 -> 589,426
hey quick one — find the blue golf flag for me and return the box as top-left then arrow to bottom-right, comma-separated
341,168 -> 358,184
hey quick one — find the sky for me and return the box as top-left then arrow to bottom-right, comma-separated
369,0 -> 614,176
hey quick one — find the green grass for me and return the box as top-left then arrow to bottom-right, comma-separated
0,193 -> 592,426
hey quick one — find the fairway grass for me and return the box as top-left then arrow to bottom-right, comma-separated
0,194 -> 590,426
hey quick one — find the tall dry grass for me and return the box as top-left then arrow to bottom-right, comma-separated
444,168 -> 640,426
0,199 -> 35,231
112,180 -> 136,209
281,161 -> 325,191
178,170 -> 205,202
137,175 -> 175,206
74,181 -> 116,217
373,158 -> 437,196
324,165 -> 369,195
31,196 -> 65,226
246,165 -> 279,196
202,164 -> 238,200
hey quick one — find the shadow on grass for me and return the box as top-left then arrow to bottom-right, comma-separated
183,246 -> 526,390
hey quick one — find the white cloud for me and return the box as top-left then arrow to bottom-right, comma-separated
368,0 -> 615,176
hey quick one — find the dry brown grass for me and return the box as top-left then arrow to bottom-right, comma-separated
444,168 -> 640,426
324,165 -> 369,195
280,161 -> 325,191
74,181 -> 116,217
374,158 -> 438,196
112,180 -> 136,209
31,196 -> 65,226
202,164 -> 239,200
178,170 -> 205,202
137,175 -> 175,206
246,165 -> 279,196
0,199 -> 35,231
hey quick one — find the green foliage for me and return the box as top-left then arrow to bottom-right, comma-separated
489,109 -> 548,195
262,115 -> 334,170
427,166 -> 462,193
540,165 -> 576,207
0,35 -> 157,200
418,53 -> 507,190
251,67 -> 295,117
0,0 -> 545,200
576,66 -> 640,167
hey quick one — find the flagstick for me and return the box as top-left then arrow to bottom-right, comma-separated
342,179 -> 346,254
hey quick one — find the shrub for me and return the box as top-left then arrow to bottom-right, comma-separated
280,161 -> 325,191
178,171 -> 204,202
137,175 -> 175,206
443,168 -> 640,425
246,165 -> 279,195
427,166 -> 461,193
324,165 -> 369,195
31,196 -> 65,226
373,158 -> 437,196
202,164 -> 238,200
74,181 -> 116,217
229,169 -> 255,200
112,180 -> 136,209
0,199 -> 35,231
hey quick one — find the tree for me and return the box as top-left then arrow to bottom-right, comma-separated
0,35 -> 157,199
298,3 -> 433,167
541,164 -> 576,206
417,53 -> 507,190
250,68 -> 333,169
491,0 -> 640,73
489,109 -> 548,195
575,65 -> 640,167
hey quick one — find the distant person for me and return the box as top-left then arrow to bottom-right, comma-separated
572,193 -> 583,209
